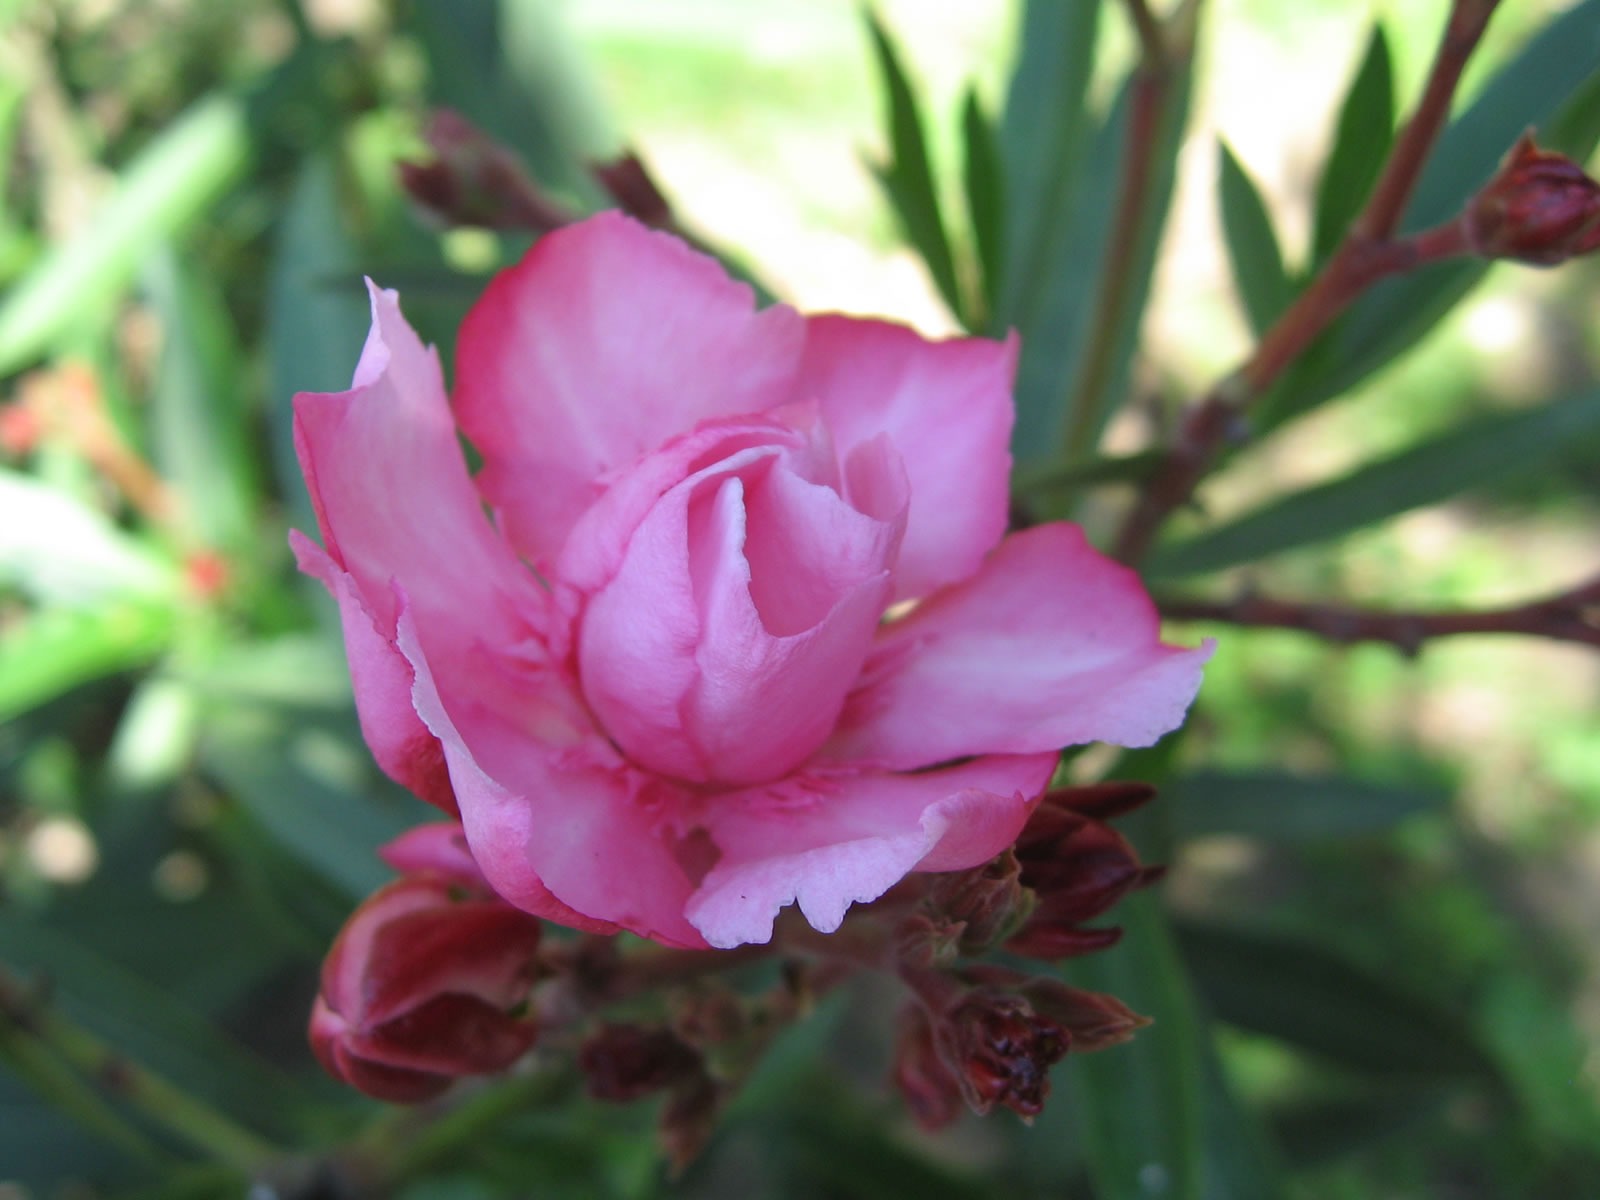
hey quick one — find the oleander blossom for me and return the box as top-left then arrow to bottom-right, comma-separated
292,212 -> 1211,950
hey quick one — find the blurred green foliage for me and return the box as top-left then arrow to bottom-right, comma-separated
2,1 -> 1598,1197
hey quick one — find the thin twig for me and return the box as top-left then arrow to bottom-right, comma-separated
1158,572 -> 1600,655
1112,0 -> 1502,564
1121,0 -> 1168,69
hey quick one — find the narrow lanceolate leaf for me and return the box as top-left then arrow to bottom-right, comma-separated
962,87 -> 1004,323
406,0 -> 611,202
1197,1043 -> 1289,1200
1310,24 -> 1394,267
0,601 -> 176,722
1148,388 -> 1600,577
1217,141 -> 1295,335
267,154 -> 372,536
1261,0 -> 1600,427
864,11 -> 965,325
142,248 -> 259,550
1165,771 -> 1446,843
0,471 -> 176,606
1176,922 -> 1505,1084
0,96 -> 248,377
1069,895 -> 1205,1200
995,0 -> 1102,333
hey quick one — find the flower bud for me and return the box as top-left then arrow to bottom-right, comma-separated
591,153 -> 673,228
1013,976 -> 1148,1053
930,988 -> 1068,1120
1005,790 -> 1161,960
578,1023 -> 702,1103
924,848 -> 1035,955
1463,135 -> 1600,265
890,1004 -> 966,1130
310,877 -> 542,1103
398,110 -> 574,233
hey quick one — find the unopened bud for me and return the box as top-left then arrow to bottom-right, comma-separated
591,153 -> 674,228
1463,135 -> 1600,265
924,849 -> 1035,954
932,988 -> 1068,1120
399,110 -> 575,233
309,877 -> 542,1102
890,1004 -> 966,1130
579,1023 -> 702,1103
659,1074 -> 721,1175
1012,976 -> 1148,1054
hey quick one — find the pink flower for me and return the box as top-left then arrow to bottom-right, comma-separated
292,213 -> 1209,950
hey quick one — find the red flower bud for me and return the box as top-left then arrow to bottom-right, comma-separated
310,876 -> 542,1103
890,1004 -> 966,1130
1463,135 -> 1600,265
1011,976 -> 1148,1054
398,110 -> 574,233
591,153 -> 674,228
1005,798 -> 1160,960
579,1023 -> 703,1103
923,849 -> 1034,954
933,988 -> 1068,1119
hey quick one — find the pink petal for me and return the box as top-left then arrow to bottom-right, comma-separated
453,213 -> 805,566
291,534 -> 456,814
794,315 -> 1016,601
380,823 -> 487,889
293,282 -> 547,663
685,753 -> 1058,948
577,452 -> 898,786
826,523 -> 1213,770
394,607 -> 707,948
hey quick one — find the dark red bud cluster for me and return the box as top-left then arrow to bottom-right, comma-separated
592,153 -> 674,228
1463,135 -> 1600,266
578,1019 -> 724,1173
398,110 -> 574,233
578,1023 -> 703,1103
923,849 -> 1034,956
1004,783 -> 1163,960
891,969 -> 1147,1129
944,990 -> 1067,1119
309,873 -> 543,1103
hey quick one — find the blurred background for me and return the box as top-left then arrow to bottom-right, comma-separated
2,0 -> 1598,1196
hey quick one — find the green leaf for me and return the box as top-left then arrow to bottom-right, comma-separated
1055,53 -> 1196,462
1310,24 -> 1394,266
1166,771 -> 1446,842
1262,0 -> 1600,427
0,914 -> 310,1141
0,470 -> 177,607
1217,141 -> 1295,336
0,96 -> 249,377
995,0 -> 1102,334
141,248 -> 258,550
1197,1042 -> 1289,1200
1069,894 -> 1205,1200
266,153 -> 372,537
1271,1089 -> 1451,1168
0,601 -> 176,722
1176,922 -> 1504,1083
1149,388 -> 1600,576
405,0 -> 613,201
961,87 -> 1003,323
198,698 -> 429,900
864,11 -> 965,324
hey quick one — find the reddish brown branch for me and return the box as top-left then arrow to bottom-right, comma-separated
1111,0 -> 1502,564
1159,573 -> 1600,655
1356,0 -> 1501,241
